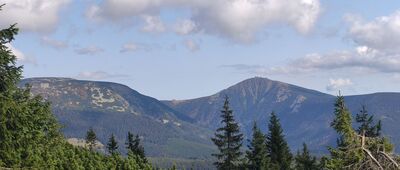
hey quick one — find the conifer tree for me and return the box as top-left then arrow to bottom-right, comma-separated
0,8 -> 63,167
126,132 -> 146,161
355,105 -> 381,137
325,95 -> 396,169
246,122 -> 269,170
266,112 -> 292,170
107,134 -> 119,155
211,96 -> 244,170
331,94 -> 354,139
294,143 -> 318,170
85,127 -> 97,151
0,6 -> 20,93
326,94 -> 361,169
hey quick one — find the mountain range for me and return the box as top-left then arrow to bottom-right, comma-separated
19,78 -> 215,160
19,77 -> 400,162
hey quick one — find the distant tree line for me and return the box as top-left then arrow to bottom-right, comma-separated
211,96 -> 399,170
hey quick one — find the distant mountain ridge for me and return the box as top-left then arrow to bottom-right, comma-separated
20,77 -> 400,160
19,77 -> 215,160
164,77 -> 400,154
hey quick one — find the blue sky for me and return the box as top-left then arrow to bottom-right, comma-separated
1,0 -> 400,100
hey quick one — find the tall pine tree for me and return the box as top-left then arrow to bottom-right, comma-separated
266,112 -> 292,170
330,94 -> 354,138
107,134 -> 119,155
326,94 -> 361,169
211,96 -> 244,170
246,122 -> 269,170
294,143 -> 318,170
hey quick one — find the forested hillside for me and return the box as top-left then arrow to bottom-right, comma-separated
19,78 -> 215,159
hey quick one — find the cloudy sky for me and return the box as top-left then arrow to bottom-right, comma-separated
1,0 -> 400,100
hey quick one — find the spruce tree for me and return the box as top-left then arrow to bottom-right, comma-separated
0,8 -> 63,167
355,105 -> 381,137
107,134 -> 119,155
294,143 -> 318,170
85,127 -> 97,151
325,94 -> 361,169
0,6 -> 20,93
211,96 -> 244,170
266,112 -> 292,170
126,132 -> 146,161
330,94 -> 354,138
246,122 -> 269,170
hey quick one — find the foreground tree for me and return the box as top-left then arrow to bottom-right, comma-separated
266,112 -> 292,170
246,122 -> 269,170
211,96 -> 244,170
85,127 -> 97,151
0,6 -> 20,93
294,143 -> 319,170
325,95 -> 398,169
0,6 -> 63,167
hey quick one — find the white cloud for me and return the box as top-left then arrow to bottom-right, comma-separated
120,42 -> 160,53
174,19 -> 197,35
184,39 -> 199,52
120,43 -> 139,53
0,0 -> 70,33
224,46 -> 400,75
141,15 -> 165,33
86,0 -> 164,21
75,46 -> 104,55
346,11 -> 400,53
40,36 -> 68,50
77,71 -> 128,80
284,48 -> 400,73
326,78 -> 353,92
86,0 -> 321,42
5,43 -> 36,65
192,0 -> 320,42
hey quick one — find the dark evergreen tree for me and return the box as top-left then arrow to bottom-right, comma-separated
355,105 -> 381,137
107,134 -> 119,155
85,127 -> 97,151
266,112 -> 292,170
126,132 -> 146,161
294,143 -> 318,170
0,5 -> 20,94
211,96 -> 244,170
246,122 -> 268,170
0,8 -> 63,167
